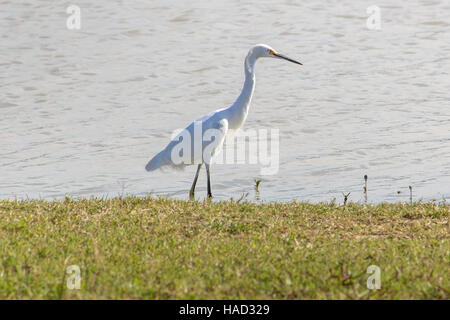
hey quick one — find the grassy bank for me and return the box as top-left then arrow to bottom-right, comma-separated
0,198 -> 448,299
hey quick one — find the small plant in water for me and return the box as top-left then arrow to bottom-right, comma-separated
237,192 -> 249,203
254,179 -> 261,192
342,192 -> 351,206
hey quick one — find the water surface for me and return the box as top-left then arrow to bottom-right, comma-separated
1,0 -> 449,203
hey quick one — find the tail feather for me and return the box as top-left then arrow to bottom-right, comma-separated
145,149 -> 168,171
145,140 -> 185,172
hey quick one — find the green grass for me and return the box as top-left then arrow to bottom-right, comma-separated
0,197 -> 448,299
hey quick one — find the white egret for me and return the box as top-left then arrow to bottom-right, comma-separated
145,44 -> 302,199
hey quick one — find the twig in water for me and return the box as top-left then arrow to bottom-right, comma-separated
363,175 -> 368,204
409,185 -> 413,204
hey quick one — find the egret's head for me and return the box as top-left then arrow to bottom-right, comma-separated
252,44 -> 302,65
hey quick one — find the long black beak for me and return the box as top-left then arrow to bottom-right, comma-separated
274,53 -> 302,65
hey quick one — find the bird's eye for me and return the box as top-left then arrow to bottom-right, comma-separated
268,49 -> 277,55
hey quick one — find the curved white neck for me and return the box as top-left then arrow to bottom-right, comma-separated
228,52 -> 257,128
239,51 -> 257,107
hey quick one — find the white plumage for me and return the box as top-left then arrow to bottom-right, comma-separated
145,111 -> 229,172
145,44 -> 301,198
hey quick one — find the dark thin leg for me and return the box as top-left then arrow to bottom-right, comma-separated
189,164 -> 202,200
206,164 -> 212,199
